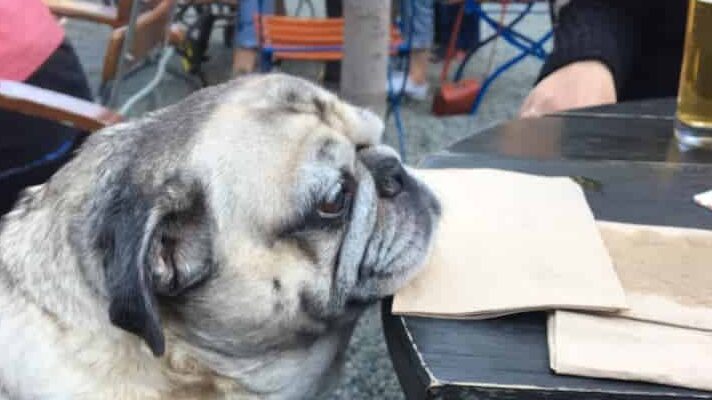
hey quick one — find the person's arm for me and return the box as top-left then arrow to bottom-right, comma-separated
520,0 -> 640,117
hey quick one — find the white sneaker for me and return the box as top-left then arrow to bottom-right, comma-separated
388,72 -> 429,101
404,78 -> 429,101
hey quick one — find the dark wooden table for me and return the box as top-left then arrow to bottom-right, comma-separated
382,98 -> 712,400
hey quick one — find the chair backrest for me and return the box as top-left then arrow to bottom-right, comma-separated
102,0 -> 174,83
258,16 -> 402,47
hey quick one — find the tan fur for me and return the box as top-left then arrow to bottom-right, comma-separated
0,74 -> 439,399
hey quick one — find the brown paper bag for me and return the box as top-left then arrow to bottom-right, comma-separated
392,169 -> 627,318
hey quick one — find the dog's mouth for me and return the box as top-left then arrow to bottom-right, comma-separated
348,183 -> 440,301
358,215 -> 433,281
328,158 -> 440,315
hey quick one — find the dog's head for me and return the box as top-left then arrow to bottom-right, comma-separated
70,74 -> 439,359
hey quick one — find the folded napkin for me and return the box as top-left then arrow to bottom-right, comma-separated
598,221 -> 712,331
549,311 -> 712,391
550,222 -> 712,391
392,168 -> 627,318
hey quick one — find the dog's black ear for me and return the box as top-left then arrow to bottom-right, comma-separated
95,174 -> 213,357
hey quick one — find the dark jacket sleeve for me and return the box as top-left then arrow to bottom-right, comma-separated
538,0 -> 641,93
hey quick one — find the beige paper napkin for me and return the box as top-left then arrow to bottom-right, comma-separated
549,311 -> 712,391
392,168 -> 627,318
550,222 -> 712,390
598,221 -> 712,331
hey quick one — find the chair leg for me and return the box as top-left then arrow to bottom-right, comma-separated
119,47 -> 176,115
392,103 -> 408,163
469,29 -> 553,115
259,50 -> 273,72
149,88 -> 160,111
187,7 -> 215,75
98,82 -> 112,105
106,0 -> 143,108
166,65 -> 205,88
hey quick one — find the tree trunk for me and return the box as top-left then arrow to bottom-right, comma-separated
341,0 -> 391,118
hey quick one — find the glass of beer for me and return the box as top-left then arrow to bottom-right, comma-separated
676,0 -> 712,149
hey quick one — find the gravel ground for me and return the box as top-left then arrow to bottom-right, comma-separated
64,3 -> 551,398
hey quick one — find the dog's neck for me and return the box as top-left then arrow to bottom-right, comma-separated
0,186 -> 107,331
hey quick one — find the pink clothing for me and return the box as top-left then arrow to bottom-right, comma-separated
0,0 -> 65,81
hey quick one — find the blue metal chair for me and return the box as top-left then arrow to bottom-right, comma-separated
450,0 -> 554,115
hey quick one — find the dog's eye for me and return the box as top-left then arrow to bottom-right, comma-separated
317,179 -> 353,219
317,193 -> 346,218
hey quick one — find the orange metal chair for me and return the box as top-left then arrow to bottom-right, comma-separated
255,16 -> 407,71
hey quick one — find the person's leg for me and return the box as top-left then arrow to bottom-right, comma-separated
433,2 -> 443,51
0,40 -> 92,215
409,50 -> 430,86
401,0 -> 433,84
457,7 -> 481,53
232,0 -> 275,75
394,0 -> 433,100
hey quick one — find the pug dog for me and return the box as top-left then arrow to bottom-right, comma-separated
0,74 -> 440,400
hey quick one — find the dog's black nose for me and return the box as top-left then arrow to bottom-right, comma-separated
376,159 -> 406,198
